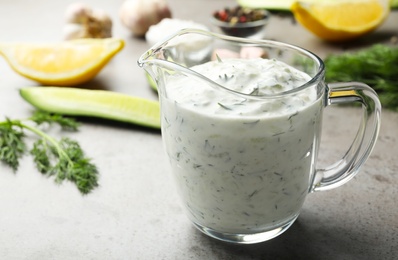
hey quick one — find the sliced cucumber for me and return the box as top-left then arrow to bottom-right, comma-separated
20,87 -> 160,129
145,72 -> 158,91
237,0 -> 294,10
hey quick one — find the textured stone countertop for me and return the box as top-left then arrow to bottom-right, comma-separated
0,1 -> 397,259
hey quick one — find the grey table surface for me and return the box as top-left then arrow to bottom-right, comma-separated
0,0 -> 397,259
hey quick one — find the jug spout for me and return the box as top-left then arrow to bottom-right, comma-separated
137,46 -> 169,91
137,29 -> 216,89
137,48 -> 159,83
138,28 -> 215,68
138,28 -> 323,98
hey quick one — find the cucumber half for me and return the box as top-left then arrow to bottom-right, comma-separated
20,87 -> 160,129
146,72 -> 158,91
237,0 -> 294,10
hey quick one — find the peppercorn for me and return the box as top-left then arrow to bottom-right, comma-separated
213,6 -> 267,24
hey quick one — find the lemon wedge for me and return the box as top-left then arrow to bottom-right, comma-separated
20,87 -> 160,129
0,38 -> 124,86
291,0 -> 390,42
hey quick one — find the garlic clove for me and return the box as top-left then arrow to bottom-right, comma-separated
119,0 -> 172,37
119,0 -> 141,35
240,47 -> 268,59
91,9 -> 112,28
90,9 -> 113,38
63,23 -> 87,40
63,3 -> 113,39
211,49 -> 240,61
65,2 -> 92,24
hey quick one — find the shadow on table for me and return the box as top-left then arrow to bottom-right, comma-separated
323,30 -> 398,52
70,78 -> 110,91
195,212 -> 388,260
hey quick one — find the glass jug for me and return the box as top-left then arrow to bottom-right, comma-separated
138,29 -> 381,244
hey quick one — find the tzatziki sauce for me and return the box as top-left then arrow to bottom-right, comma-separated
161,58 -> 323,233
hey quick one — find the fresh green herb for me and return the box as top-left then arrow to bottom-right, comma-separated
288,111 -> 299,120
272,131 -> 285,136
218,73 -> 234,82
324,44 -> 398,111
243,119 -> 260,126
215,53 -> 223,63
0,120 -> 26,171
248,189 -> 259,198
218,102 -> 233,110
249,87 -> 260,95
0,111 -> 98,194
243,211 -> 250,217
193,164 -> 202,169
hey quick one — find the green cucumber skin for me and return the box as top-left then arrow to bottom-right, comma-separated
145,72 -> 158,91
19,88 -> 161,129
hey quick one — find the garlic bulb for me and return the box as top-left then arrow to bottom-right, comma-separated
64,2 -> 91,24
63,2 -> 112,40
87,9 -> 113,38
119,0 -> 172,37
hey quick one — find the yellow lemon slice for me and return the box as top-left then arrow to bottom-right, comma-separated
291,0 -> 390,42
20,87 -> 160,129
238,0 -> 398,10
0,38 -> 124,86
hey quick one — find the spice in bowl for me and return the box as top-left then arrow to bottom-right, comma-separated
212,6 -> 270,38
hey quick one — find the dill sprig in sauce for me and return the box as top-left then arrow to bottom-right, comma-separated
0,111 -> 98,194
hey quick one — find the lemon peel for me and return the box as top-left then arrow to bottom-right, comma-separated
291,0 -> 390,42
0,38 -> 124,86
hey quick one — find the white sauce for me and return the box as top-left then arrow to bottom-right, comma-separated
161,58 -> 323,233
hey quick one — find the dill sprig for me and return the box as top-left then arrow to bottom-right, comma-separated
0,119 -> 26,171
215,53 -> 223,63
324,44 -> 398,111
218,102 -> 233,110
0,111 -> 98,194
30,111 -> 80,131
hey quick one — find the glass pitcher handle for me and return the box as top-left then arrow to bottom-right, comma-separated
312,82 -> 381,192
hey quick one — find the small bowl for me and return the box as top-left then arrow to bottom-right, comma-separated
211,8 -> 270,38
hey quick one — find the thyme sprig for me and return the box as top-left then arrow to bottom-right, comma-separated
0,111 -> 98,194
